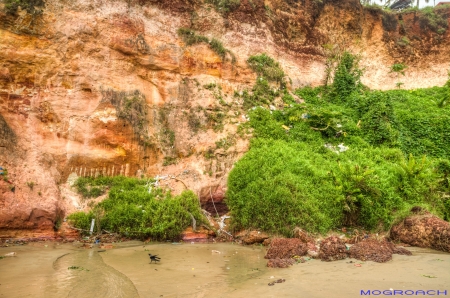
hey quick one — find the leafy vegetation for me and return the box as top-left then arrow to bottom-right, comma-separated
240,77 -> 280,110
68,176 -> 207,240
328,51 -> 363,101
418,6 -> 448,34
26,181 -> 35,190
232,53 -> 290,110
207,0 -> 240,14
177,28 -> 209,46
163,156 -> 178,166
5,0 -> 45,15
362,3 -> 449,35
101,89 -> 152,147
247,53 -> 286,86
227,52 -> 450,236
204,108 -> 226,132
1,168 -> 8,182
177,28 -> 236,63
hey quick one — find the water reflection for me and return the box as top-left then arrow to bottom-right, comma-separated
47,249 -> 139,298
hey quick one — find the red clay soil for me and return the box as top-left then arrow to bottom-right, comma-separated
318,236 -> 348,262
390,215 -> 450,253
349,238 -> 412,263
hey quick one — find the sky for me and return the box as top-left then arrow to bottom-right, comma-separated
365,0 -> 447,8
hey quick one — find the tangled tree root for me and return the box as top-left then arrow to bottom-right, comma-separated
349,239 -> 411,263
265,238 -> 308,268
390,214 -> 450,253
318,236 -> 348,261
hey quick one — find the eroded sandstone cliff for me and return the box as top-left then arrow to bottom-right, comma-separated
0,0 -> 449,238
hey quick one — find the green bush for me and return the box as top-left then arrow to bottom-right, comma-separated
67,211 -> 95,235
247,53 -> 285,86
227,140 -> 343,236
70,176 -> 207,240
226,134 -> 445,234
227,67 -> 450,235
350,91 -> 398,146
418,7 -> 448,34
329,51 -> 363,102
390,88 -> 450,158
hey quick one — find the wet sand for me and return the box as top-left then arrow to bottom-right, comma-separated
0,242 -> 449,297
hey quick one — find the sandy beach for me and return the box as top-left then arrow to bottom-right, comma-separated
0,241 -> 449,298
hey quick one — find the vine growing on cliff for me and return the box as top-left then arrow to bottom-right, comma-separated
207,0 -> 240,14
177,28 -> 236,63
329,51 -> 364,102
101,89 -> 152,147
4,0 -> 45,15
247,53 -> 286,87
390,63 -> 407,89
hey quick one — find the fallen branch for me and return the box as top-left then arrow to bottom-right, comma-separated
169,175 -> 188,189
187,212 -> 197,232
210,186 -> 220,218
310,124 -> 330,131
67,225 -> 90,232
201,223 -> 214,231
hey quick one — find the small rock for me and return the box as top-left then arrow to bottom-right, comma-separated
236,230 -> 269,245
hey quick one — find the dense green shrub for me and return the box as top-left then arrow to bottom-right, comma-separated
227,140 -> 343,235
67,211 -> 95,236
389,88 -> 450,158
227,66 -> 450,235
247,53 -> 286,86
70,176 -> 207,240
329,51 -> 363,101
350,91 -> 398,146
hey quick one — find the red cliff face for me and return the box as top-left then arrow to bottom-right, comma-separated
0,0 -> 449,238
